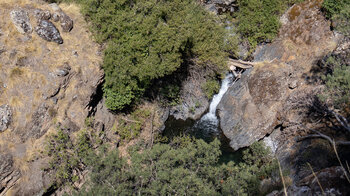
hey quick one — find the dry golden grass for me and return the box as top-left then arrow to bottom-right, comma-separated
0,2 -> 103,191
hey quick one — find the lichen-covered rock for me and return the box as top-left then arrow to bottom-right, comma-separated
59,12 -> 74,32
10,9 -> 32,34
34,9 -> 51,21
35,20 -> 63,44
0,105 -> 12,132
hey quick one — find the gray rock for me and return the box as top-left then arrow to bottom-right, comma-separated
34,9 -> 51,21
289,79 -> 298,89
0,105 -> 12,132
55,63 -> 71,77
52,13 -> 60,22
10,9 -> 33,34
35,20 -> 63,44
48,3 -> 62,12
218,63 -> 290,150
59,12 -> 73,32
0,154 -> 20,194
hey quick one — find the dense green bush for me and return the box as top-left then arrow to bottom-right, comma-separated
75,139 -> 278,195
202,79 -> 220,99
72,0 -> 234,110
322,62 -> 350,110
236,0 -> 283,50
322,0 -> 350,36
44,128 -> 101,187
235,0 -> 304,51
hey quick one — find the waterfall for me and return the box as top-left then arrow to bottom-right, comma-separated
201,73 -> 234,123
163,72 -> 235,142
192,73 -> 234,139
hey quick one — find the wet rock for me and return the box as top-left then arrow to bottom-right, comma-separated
0,154 -> 20,194
59,12 -> 74,32
169,73 -> 210,120
35,20 -> 63,44
10,9 -> 33,34
0,105 -> 12,132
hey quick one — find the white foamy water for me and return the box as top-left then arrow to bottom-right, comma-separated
201,73 -> 234,124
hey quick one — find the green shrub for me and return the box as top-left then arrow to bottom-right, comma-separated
322,0 -> 350,36
116,108 -> 151,142
44,128 -> 98,187
235,0 -> 284,50
322,0 -> 349,18
322,64 -> 350,110
202,79 -> 220,99
75,139 -> 278,195
235,0 -> 304,51
75,0 -> 234,110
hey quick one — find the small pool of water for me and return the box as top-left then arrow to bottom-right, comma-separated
163,115 -> 243,163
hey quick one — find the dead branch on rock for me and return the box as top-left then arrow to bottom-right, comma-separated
297,126 -> 350,146
298,125 -> 350,184
228,59 -> 256,69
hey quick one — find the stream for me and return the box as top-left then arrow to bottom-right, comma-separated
163,73 -> 240,160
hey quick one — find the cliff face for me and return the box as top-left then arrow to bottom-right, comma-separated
218,0 -> 337,150
0,1 -> 108,194
218,0 -> 350,194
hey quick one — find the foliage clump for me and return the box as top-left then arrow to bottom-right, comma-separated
322,0 -> 350,36
74,0 -> 233,110
44,127 -> 101,187
115,108 -> 151,142
202,79 -> 220,99
235,0 -> 304,52
75,139 -> 278,195
321,56 -> 350,110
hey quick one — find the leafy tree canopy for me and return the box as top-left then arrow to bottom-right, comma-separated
74,0 -> 235,110
73,138 -> 278,195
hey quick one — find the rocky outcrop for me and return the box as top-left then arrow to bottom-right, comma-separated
0,1 -> 110,195
10,9 -> 33,34
218,0 -> 336,151
218,63 -> 291,150
0,105 -> 12,132
169,68 -> 210,120
0,154 -> 20,195
218,0 -> 349,193
35,20 -> 63,44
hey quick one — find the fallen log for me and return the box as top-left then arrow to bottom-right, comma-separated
228,59 -> 256,69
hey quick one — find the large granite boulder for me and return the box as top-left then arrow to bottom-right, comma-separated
35,20 -> 63,44
10,9 -> 32,34
0,104 -> 12,132
218,63 -> 291,150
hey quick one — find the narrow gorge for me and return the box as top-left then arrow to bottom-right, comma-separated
0,0 -> 349,195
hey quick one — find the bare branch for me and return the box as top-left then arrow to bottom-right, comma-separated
297,126 -> 350,146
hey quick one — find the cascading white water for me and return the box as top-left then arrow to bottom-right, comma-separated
201,73 -> 234,123
191,73 -> 234,139
163,72 -> 235,142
